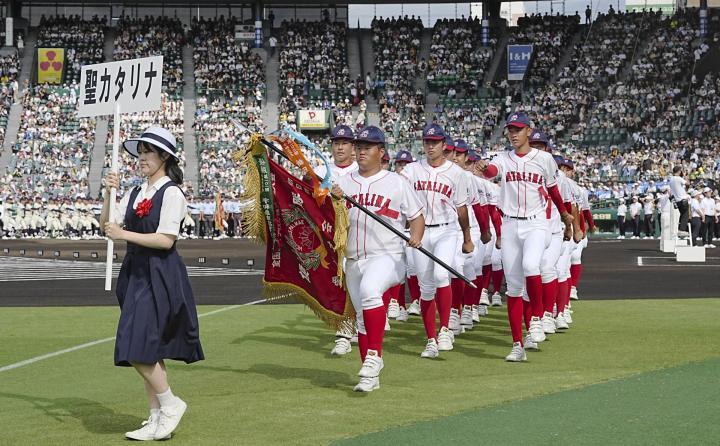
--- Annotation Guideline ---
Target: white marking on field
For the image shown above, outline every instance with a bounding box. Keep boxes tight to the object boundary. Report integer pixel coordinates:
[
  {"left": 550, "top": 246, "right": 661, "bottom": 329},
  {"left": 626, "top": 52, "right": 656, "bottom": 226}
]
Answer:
[
  {"left": 637, "top": 256, "right": 643, "bottom": 266},
  {"left": 0, "top": 301, "right": 260, "bottom": 373}
]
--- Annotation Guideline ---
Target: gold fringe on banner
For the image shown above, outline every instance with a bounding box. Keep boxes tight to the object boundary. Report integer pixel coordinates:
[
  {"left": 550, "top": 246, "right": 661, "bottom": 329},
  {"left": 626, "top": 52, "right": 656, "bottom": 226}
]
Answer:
[
  {"left": 331, "top": 197, "right": 349, "bottom": 281},
  {"left": 234, "top": 134, "right": 267, "bottom": 243},
  {"left": 262, "top": 280, "right": 355, "bottom": 330}
]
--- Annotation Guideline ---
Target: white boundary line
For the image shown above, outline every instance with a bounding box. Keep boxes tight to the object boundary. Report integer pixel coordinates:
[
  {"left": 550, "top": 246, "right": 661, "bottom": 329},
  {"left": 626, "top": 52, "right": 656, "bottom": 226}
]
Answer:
[
  {"left": 637, "top": 256, "right": 643, "bottom": 266},
  {"left": 0, "top": 300, "right": 263, "bottom": 373}
]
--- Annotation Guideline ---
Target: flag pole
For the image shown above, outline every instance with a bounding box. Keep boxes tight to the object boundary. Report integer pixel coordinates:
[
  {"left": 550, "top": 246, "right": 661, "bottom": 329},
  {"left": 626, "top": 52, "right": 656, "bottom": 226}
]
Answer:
[
  {"left": 105, "top": 103, "right": 121, "bottom": 291},
  {"left": 232, "top": 121, "right": 476, "bottom": 289}
]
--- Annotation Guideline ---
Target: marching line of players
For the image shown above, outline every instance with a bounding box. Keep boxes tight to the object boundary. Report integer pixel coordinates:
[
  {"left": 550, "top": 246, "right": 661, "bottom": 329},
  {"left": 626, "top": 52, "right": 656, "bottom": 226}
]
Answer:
[{"left": 320, "top": 113, "right": 595, "bottom": 392}]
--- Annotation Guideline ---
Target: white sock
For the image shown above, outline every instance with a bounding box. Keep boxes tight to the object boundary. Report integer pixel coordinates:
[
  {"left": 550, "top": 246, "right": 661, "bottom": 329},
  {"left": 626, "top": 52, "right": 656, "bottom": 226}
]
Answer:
[
  {"left": 156, "top": 388, "right": 176, "bottom": 407},
  {"left": 150, "top": 408, "right": 161, "bottom": 419}
]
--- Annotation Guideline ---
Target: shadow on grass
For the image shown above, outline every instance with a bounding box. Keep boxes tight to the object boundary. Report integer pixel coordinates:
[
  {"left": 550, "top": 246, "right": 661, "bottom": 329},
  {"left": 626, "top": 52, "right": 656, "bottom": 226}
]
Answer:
[
  {"left": 183, "top": 363, "right": 358, "bottom": 394},
  {"left": 0, "top": 392, "right": 143, "bottom": 434}
]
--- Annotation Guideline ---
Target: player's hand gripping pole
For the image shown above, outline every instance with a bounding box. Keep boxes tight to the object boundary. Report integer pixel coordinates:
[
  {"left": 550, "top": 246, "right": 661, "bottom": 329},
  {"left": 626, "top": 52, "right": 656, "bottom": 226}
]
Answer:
[
  {"left": 105, "top": 103, "right": 121, "bottom": 291},
  {"left": 231, "top": 120, "right": 476, "bottom": 289}
]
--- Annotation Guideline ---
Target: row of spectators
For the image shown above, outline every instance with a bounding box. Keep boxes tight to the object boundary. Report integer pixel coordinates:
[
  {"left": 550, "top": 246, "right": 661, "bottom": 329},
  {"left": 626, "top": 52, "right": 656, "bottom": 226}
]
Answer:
[
  {"left": 371, "top": 16, "right": 425, "bottom": 149},
  {"left": 37, "top": 14, "right": 105, "bottom": 84}
]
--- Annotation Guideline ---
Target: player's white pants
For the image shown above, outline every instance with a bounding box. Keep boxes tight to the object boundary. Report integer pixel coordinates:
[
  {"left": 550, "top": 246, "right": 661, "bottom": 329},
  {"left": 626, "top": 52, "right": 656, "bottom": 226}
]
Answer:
[
  {"left": 346, "top": 253, "right": 405, "bottom": 334},
  {"left": 571, "top": 237, "right": 588, "bottom": 265},
  {"left": 414, "top": 225, "right": 458, "bottom": 300},
  {"left": 540, "top": 231, "right": 564, "bottom": 284},
  {"left": 457, "top": 229, "right": 483, "bottom": 281},
  {"left": 556, "top": 240, "right": 576, "bottom": 282},
  {"left": 501, "top": 216, "right": 550, "bottom": 298},
  {"left": 405, "top": 244, "right": 416, "bottom": 278}
]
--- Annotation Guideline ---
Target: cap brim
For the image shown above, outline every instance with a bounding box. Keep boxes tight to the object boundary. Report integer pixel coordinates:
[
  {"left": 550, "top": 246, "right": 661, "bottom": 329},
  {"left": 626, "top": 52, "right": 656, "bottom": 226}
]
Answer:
[
  {"left": 506, "top": 123, "right": 528, "bottom": 128},
  {"left": 331, "top": 136, "right": 354, "bottom": 141},
  {"left": 354, "top": 138, "right": 384, "bottom": 144},
  {"left": 123, "top": 137, "right": 179, "bottom": 159},
  {"left": 423, "top": 136, "right": 446, "bottom": 140}
]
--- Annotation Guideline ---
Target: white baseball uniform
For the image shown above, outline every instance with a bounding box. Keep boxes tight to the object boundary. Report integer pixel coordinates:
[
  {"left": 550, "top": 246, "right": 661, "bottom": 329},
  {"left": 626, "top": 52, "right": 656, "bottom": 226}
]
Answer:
[
  {"left": 540, "top": 170, "right": 574, "bottom": 284},
  {"left": 337, "top": 170, "right": 424, "bottom": 333},
  {"left": 482, "top": 180, "right": 503, "bottom": 271},
  {"left": 455, "top": 169, "right": 483, "bottom": 281},
  {"left": 400, "top": 159, "right": 469, "bottom": 299},
  {"left": 488, "top": 148, "right": 557, "bottom": 298},
  {"left": 571, "top": 186, "right": 591, "bottom": 265}
]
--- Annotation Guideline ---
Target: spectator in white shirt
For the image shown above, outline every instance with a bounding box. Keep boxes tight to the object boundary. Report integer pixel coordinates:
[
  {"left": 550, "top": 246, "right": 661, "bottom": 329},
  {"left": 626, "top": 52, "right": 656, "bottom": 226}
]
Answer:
[
  {"left": 617, "top": 199, "right": 627, "bottom": 239},
  {"left": 629, "top": 196, "right": 643, "bottom": 239}
]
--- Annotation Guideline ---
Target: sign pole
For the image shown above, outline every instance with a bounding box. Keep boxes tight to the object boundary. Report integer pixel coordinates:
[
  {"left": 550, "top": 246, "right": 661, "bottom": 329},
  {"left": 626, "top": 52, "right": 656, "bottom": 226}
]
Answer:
[{"left": 105, "top": 103, "right": 121, "bottom": 291}]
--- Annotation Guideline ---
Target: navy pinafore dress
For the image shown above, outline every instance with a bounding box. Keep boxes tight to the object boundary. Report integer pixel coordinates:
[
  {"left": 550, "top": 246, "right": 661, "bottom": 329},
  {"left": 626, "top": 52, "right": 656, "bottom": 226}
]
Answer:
[{"left": 114, "top": 181, "right": 204, "bottom": 366}]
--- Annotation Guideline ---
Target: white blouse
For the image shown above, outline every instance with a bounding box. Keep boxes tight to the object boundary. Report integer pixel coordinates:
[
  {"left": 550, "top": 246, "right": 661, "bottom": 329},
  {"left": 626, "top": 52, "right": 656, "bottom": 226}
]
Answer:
[{"left": 114, "top": 176, "right": 187, "bottom": 236}]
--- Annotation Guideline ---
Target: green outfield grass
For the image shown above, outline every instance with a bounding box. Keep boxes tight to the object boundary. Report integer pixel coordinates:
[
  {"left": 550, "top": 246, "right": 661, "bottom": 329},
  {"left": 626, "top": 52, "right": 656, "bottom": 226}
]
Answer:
[{"left": 1, "top": 299, "right": 719, "bottom": 445}]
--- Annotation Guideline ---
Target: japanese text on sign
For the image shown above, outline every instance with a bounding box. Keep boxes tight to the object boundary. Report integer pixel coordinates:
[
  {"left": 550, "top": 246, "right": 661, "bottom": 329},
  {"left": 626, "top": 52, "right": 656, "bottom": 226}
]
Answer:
[{"left": 78, "top": 56, "right": 163, "bottom": 117}]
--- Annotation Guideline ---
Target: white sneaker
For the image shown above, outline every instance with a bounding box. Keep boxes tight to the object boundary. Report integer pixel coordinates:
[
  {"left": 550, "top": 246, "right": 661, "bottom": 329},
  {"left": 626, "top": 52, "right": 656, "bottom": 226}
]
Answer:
[
  {"left": 471, "top": 305, "right": 480, "bottom": 322},
  {"left": 529, "top": 316, "right": 546, "bottom": 343},
  {"left": 420, "top": 338, "right": 439, "bottom": 358},
  {"left": 479, "top": 289, "right": 491, "bottom": 306},
  {"left": 708, "top": 244, "right": 717, "bottom": 248},
  {"left": 387, "top": 298, "right": 400, "bottom": 318},
  {"left": 505, "top": 342, "right": 527, "bottom": 362},
  {"left": 358, "top": 349, "right": 384, "bottom": 378},
  {"left": 350, "top": 335, "right": 358, "bottom": 344},
  {"left": 541, "top": 312, "right": 556, "bottom": 334},
  {"left": 555, "top": 313, "right": 569, "bottom": 329},
  {"left": 523, "top": 334, "right": 539, "bottom": 351},
  {"left": 437, "top": 327, "right": 454, "bottom": 351},
  {"left": 460, "top": 305, "right": 474, "bottom": 329},
  {"left": 616, "top": 235, "right": 623, "bottom": 239},
  {"left": 449, "top": 309, "right": 462, "bottom": 335},
  {"left": 353, "top": 376, "right": 380, "bottom": 392},
  {"left": 154, "top": 398, "right": 187, "bottom": 439},
  {"left": 478, "top": 304, "right": 488, "bottom": 316},
  {"left": 407, "top": 299, "right": 421, "bottom": 315},
  {"left": 331, "top": 337, "right": 352, "bottom": 355},
  {"left": 564, "top": 309, "right": 573, "bottom": 324},
  {"left": 491, "top": 292, "right": 503, "bottom": 307},
  {"left": 396, "top": 307, "right": 409, "bottom": 322},
  {"left": 385, "top": 317, "right": 391, "bottom": 332},
  {"left": 570, "top": 286, "right": 579, "bottom": 300},
  {"left": 125, "top": 414, "right": 169, "bottom": 441}
]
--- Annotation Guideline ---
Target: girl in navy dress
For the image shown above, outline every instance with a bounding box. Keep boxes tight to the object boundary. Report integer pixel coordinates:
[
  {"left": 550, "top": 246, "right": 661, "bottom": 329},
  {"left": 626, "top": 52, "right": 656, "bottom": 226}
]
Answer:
[{"left": 100, "top": 126, "right": 204, "bottom": 441}]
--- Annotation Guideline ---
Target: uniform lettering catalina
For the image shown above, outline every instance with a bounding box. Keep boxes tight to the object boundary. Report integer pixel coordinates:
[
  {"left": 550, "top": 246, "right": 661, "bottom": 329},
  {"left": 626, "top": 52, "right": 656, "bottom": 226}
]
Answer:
[
  {"left": 505, "top": 171, "right": 544, "bottom": 184},
  {"left": 414, "top": 180, "right": 452, "bottom": 198}
]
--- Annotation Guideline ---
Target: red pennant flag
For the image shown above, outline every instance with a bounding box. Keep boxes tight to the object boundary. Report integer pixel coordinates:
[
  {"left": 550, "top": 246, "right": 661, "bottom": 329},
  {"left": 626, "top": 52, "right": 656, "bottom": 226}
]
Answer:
[{"left": 238, "top": 136, "right": 352, "bottom": 328}]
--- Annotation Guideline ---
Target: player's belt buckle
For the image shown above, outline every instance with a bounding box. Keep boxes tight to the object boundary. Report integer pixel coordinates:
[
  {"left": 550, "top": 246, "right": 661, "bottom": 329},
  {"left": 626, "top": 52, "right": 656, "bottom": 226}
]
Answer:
[
  {"left": 426, "top": 223, "right": 450, "bottom": 228},
  {"left": 505, "top": 215, "right": 536, "bottom": 221}
]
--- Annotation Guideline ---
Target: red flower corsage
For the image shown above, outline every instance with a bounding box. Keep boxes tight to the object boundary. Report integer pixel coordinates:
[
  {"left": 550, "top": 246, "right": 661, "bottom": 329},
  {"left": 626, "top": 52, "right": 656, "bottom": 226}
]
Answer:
[{"left": 135, "top": 199, "right": 153, "bottom": 218}]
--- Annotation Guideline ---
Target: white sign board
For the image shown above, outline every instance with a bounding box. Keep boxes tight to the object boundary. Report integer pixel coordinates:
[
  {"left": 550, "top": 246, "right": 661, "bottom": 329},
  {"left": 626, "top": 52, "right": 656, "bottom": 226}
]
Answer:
[
  {"left": 78, "top": 55, "right": 163, "bottom": 118},
  {"left": 298, "top": 109, "right": 329, "bottom": 130}
]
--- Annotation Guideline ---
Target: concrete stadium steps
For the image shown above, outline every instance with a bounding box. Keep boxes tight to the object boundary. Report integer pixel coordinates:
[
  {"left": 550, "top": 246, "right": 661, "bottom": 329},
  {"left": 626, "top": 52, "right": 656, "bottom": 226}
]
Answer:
[
  {"left": 347, "top": 28, "right": 363, "bottom": 82},
  {"left": 87, "top": 27, "right": 118, "bottom": 197},
  {"left": 551, "top": 27, "right": 585, "bottom": 83},
  {"left": 484, "top": 32, "right": 509, "bottom": 85},
  {"left": 0, "top": 29, "right": 37, "bottom": 172},
  {"left": 263, "top": 43, "right": 280, "bottom": 133},
  {"left": 358, "top": 28, "right": 379, "bottom": 119},
  {"left": 182, "top": 44, "right": 198, "bottom": 188},
  {"left": 415, "top": 29, "right": 432, "bottom": 93}
]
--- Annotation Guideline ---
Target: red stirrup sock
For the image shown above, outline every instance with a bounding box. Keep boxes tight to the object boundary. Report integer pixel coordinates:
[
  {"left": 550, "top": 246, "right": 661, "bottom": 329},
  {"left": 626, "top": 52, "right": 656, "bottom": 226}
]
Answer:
[
  {"left": 451, "top": 278, "right": 465, "bottom": 312},
  {"left": 363, "top": 306, "right": 386, "bottom": 357},
  {"left": 507, "top": 296, "right": 524, "bottom": 345},
  {"left": 492, "top": 269, "right": 504, "bottom": 293},
  {"left": 420, "top": 299, "right": 437, "bottom": 340},
  {"left": 358, "top": 332, "right": 368, "bottom": 363},
  {"left": 407, "top": 276, "right": 421, "bottom": 302},
  {"left": 542, "top": 279, "right": 559, "bottom": 315},
  {"left": 525, "top": 275, "right": 544, "bottom": 318},
  {"left": 436, "top": 286, "right": 453, "bottom": 329}
]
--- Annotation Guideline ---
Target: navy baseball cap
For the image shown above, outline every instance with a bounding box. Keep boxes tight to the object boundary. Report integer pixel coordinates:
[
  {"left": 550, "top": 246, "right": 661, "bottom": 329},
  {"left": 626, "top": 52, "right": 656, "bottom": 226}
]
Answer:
[
  {"left": 529, "top": 130, "right": 548, "bottom": 144},
  {"left": 505, "top": 112, "right": 532, "bottom": 128},
  {"left": 422, "top": 124, "right": 447, "bottom": 140},
  {"left": 561, "top": 158, "right": 574, "bottom": 169},
  {"left": 331, "top": 125, "right": 354, "bottom": 140},
  {"left": 355, "top": 126, "right": 385, "bottom": 144},
  {"left": 382, "top": 151, "right": 390, "bottom": 161},
  {"left": 395, "top": 150, "right": 413, "bottom": 163},
  {"left": 445, "top": 136, "right": 455, "bottom": 151},
  {"left": 454, "top": 139, "right": 469, "bottom": 153},
  {"left": 468, "top": 150, "right": 480, "bottom": 162},
  {"left": 553, "top": 155, "right": 564, "bottom": 165}
]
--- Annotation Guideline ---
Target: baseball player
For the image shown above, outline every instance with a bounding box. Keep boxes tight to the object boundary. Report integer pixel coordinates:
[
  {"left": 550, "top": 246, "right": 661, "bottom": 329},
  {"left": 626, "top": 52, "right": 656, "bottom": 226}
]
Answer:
[
  {"left": 332, "top": 126, "right": 425, "bottom": 392},
  {"left": 701, "top": 187, "right": 716, "bottom": 248},
  {"left": 451, "top": 141, "right": 492, "bottom": 332},
  {"left": 399, "top": 123, "right": 474, "bottom": 358},
  {"left": 629, "top": 196, "right": 642, "bottom": 239},
  {"left": 386, "top": 150, "right": 416, "bottom": 323},
  {"left": 617, "top": 199, "right": 627, "bottom": 239},
  {"left": 528, "top": 132, "right": 574, "bottom": 337},
  {"left": 556, "top": 158, "right": 584, "bottom": 321},
  {"left": 316, "top": 124, "right": 360, "bottom": 356},
  {"left": 477, "top": 174, "right": 504, "bottom": 311},
  {"left": 643, "top": 195, "right": 655, "bottom": 239},
  {"left": 569, "top": 180, "right": 595, "bottom": 301},
  {"left": 477, "top": 112, "right": 572, "bottom": 362}
]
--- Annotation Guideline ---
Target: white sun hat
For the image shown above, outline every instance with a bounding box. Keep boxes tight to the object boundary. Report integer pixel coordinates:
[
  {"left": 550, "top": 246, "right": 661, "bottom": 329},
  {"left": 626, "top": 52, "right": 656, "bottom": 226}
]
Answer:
[{"left": 123, "top": 126, "right": 179, "bottom": 159}]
